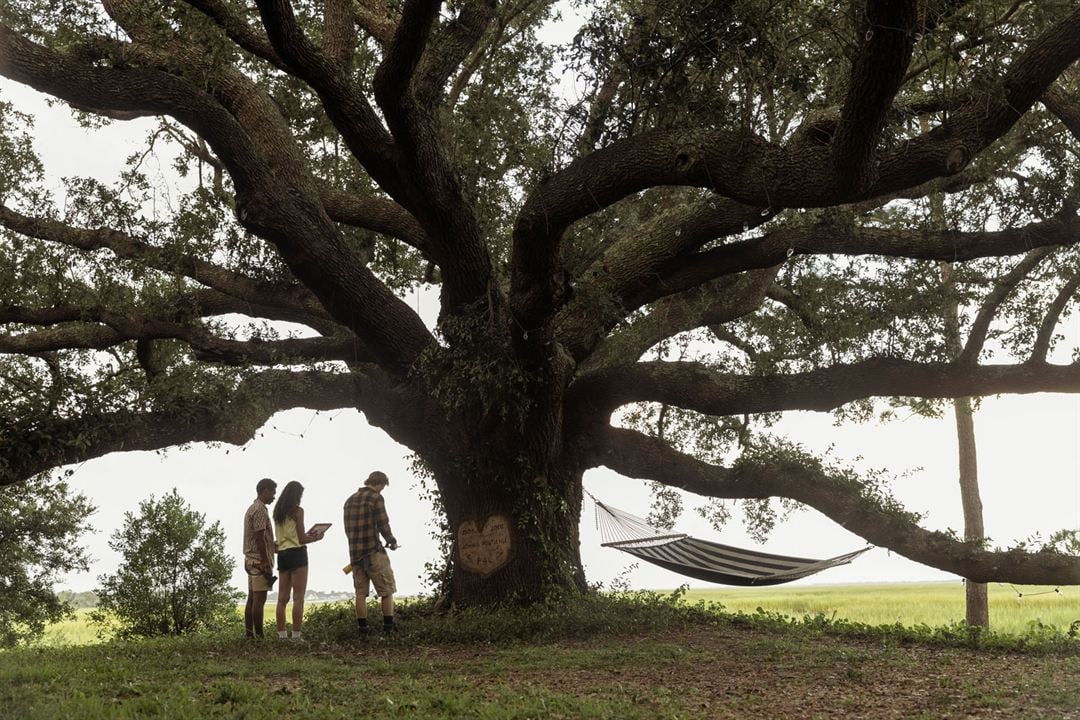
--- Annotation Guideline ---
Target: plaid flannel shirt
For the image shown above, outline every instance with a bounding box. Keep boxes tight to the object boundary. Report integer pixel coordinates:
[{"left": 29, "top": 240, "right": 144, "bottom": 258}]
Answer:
[{"left": 344, "top": 487, "right": 396, "bottom": 565}]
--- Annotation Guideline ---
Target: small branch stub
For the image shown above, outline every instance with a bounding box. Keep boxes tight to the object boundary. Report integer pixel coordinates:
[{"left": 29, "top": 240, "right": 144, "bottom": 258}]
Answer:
[{"left": 457, "top": 514, "right": 514, "bottom": 577}]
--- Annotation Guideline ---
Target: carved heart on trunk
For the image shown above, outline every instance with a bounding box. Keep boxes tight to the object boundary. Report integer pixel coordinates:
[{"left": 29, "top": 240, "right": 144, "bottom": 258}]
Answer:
[{"left": 458, "top": 514, "right": 513, "bottom": 577}]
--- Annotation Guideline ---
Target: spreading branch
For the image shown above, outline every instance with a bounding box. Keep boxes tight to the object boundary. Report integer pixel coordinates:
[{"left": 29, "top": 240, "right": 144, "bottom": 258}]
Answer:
[
  {"left": 582, "top": 425, "right": 1080, "bottom": 585},
  {"left": 571, "top": 358, "right": 1080, "bottom": 419},
  {"left": 959, "top": 249, "right": 1052, "bottom": 364}
]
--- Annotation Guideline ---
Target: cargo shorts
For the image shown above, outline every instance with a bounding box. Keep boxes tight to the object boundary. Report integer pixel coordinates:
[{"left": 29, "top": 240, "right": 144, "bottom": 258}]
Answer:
[
  {"left": 244, "top": 557, "right": 274, "bottom": 592},
  {"left": 352, "top": 550, "right": 396, "bottom": 598}
]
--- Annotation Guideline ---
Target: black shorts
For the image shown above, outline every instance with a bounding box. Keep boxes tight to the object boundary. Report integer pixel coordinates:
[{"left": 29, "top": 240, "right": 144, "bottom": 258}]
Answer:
[{"left": 277, "top": 546, "right": 308, "bottom": 572}]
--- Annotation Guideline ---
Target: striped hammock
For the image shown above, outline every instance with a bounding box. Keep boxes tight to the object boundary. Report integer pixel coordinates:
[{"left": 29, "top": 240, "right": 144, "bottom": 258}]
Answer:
[{"left": 593, "top": 497, "right": 870, "bottom": 587}]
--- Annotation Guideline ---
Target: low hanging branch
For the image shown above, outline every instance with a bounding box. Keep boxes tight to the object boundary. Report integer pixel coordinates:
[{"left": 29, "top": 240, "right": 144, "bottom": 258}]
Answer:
[{"left": 584, "top": 425, "right": 1080, "bottom": 585}]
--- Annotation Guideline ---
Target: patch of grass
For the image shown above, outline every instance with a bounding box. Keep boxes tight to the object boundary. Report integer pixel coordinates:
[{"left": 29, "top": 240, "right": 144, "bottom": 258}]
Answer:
[
  {"left": 38, "top": 608, "right": 110, "bottom": 646},
  {"left": 3, "top": 594, "right": 1079, "bottom": 720},
  {"left": 681, "top": 582, "right": 1080, "bottom": 636}
]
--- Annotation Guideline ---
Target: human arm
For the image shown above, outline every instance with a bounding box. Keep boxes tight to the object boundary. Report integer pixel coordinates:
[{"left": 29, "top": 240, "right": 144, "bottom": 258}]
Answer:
[
  {"left": 375, "top": 495, "right": 398, "bottom": 550},
  {"left": 258, "top": 527, "right": 274, "bottom": 577},
  {"left": 298, "top": 507, "right": 324, "bottom": 543}
]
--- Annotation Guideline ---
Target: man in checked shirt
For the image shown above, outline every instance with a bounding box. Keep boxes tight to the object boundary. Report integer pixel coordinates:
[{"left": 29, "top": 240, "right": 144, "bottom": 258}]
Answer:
[{"left": 344, "top": 470, "right": 399, "bottom": 636}]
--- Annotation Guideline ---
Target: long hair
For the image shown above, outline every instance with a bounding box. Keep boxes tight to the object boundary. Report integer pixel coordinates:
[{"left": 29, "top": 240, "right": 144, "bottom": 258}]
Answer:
[{"left": 273, "top": 481, "right": 304, "bottom": 523}]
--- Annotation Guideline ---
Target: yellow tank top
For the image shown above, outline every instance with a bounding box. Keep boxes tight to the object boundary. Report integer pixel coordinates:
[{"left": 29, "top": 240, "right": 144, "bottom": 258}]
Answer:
[{"left": 275, "top": 516, "right": 301, "bottom": 551}]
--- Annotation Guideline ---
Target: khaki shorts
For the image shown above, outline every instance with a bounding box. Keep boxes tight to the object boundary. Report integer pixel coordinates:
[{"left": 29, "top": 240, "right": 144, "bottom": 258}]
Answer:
[
  {"left": 352, "top": 551, "right": 396, "bottom": 598},
  {"left": 245, "top": 557, "right": 273, "bottom": 592}
]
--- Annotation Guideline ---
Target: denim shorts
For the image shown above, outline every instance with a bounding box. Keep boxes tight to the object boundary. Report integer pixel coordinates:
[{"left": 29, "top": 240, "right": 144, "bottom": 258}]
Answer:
[{"left": 277, "top": 546, "right": 308, "bottom": 572}]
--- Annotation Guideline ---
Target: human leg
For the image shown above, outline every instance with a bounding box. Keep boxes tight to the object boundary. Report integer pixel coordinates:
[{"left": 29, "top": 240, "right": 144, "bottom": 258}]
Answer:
[
  {"left": 276, "top": 570, "right": 293, "bottom": 635},
  {"left": 352, "top": 565, "right": 371, "bottom": 636},
  {"left": 244, "top": 590, "right": 256, "bottom": 637},
  {"left": 369, "top": 552, "right": 397, "bottom": 632},
  {"left": 251, "top": 590, "right": 268, "bottom": 637},
  {"left": 291, "top": 564, "right": 308, "bottom": 636}
]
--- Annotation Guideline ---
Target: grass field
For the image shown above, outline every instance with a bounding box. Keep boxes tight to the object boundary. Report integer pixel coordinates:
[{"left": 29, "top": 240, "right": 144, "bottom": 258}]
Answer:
[
  {"left": 680, "top": 581, "right": 1080, "bottom": 636},
  {"left": 38, "top": 582, "right": 1080, "bottom": 647},
  {"left": 6, "top": 592, "right": 1079, "bottom": 719}
]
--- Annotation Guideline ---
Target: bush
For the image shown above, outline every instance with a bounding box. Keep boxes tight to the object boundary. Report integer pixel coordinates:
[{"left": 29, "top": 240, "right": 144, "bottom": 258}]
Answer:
[
  {"left": 0, "top": 474, "right": 94, "bottom": 647},
  {"left": 92, "top": 489, "right": 240, "bottom": 638}
]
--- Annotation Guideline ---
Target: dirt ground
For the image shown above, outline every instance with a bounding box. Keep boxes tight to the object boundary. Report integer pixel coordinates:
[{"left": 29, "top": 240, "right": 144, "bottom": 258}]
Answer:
[{"left": 366, "top": 624, "right": 1080, "bottom": 719}]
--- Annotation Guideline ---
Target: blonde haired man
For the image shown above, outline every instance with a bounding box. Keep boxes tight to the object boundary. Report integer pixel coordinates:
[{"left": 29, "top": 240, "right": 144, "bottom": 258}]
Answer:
[{"left": 343, "top": 471, "right": 399, "bottom": 636}]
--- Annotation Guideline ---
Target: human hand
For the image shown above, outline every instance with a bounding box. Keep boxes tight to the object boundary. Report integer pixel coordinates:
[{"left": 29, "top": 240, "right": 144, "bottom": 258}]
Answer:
[{"left": 388, "top": 541, "right": 399, "bottom": 551}]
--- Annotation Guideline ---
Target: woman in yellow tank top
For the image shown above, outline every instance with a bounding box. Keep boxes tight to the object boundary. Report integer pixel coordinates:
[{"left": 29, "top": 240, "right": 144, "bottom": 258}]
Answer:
[{"left": 272, "top": 481, "right": 325, "bottom": 639}]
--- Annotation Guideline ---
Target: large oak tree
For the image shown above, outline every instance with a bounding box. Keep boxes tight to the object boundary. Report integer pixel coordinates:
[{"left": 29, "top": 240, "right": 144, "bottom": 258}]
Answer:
[{"left": 1, "top": 0, "right": 1078, "bottom": 604}]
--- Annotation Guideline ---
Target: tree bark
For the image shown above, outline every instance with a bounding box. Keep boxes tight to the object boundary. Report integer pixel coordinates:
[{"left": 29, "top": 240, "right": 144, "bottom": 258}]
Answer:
[
  {"left": 436, "top": 462, "right": 587, "bottom": 605},
  {"left": 928, "top": 114, "right": 989, "bottom": 625}
]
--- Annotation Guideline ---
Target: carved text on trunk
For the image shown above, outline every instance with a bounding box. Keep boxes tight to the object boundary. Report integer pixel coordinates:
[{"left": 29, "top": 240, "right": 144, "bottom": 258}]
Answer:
[{"left": 458, "top": 514, "right": 513, "bottom": 577}]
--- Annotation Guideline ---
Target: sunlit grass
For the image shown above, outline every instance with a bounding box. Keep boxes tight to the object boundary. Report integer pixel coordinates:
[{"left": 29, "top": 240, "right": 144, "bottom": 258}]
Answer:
[
  {"left": 679, "top": 581, "right": 1080, "bottom": 635},
  {"left": 39, "top": 609, "right": 108, "bottom": 647}
]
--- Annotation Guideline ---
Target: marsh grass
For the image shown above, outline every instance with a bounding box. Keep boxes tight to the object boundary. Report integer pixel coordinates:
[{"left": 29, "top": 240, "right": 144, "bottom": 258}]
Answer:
[{"left": 680, "top": 581, "right": 1079, "bottom": 636}]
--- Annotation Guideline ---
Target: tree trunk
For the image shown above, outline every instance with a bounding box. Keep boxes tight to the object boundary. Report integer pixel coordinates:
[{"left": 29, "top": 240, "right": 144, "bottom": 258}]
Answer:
[
  {"left": 436, "top": 462, "right": 588, "bottom": 605},
  {"left": 952, "top": 393, "right": 989, "bottom": 627},
  {"left": 919, "top": 115, "right": 991, "bottom": 628}
]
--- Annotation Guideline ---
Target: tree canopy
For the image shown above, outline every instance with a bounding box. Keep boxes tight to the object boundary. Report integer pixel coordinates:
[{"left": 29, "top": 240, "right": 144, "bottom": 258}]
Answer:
[
  {"left": 0, "top": 474, "right": 93, "bottom": 646},
  {"left": 1, "top": 0, "right": 1078, "bottom": 602}
]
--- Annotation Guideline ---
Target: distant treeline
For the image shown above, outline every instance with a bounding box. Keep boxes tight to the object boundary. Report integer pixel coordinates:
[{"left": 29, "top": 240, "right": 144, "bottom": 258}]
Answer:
[
  {"left": 56, "top": 589, "right": 353, "bottom": 608},
  {"left": 58, "top": 590, "right": 99, "bottom": 609}
]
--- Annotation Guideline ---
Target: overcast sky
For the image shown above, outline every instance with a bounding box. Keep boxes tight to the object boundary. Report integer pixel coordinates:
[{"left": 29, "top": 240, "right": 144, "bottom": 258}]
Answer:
[{"left": 2, "top": 9, "right": 1078, "bottom": 599}]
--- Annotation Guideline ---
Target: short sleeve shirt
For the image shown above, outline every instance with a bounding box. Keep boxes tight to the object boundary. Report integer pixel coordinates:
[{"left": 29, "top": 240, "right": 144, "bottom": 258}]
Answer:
[{"left": 243, "top": 500, "right": 273, "bottom": 561}]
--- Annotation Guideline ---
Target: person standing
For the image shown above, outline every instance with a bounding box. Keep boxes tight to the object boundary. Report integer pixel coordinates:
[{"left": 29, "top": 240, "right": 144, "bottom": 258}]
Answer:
[
  {"left": 343, "top": 471, "right": 399, "bottom": 637},
  {"left": 243, "top": 477, "right": 277, "bottom": 638},
  {"left": 272, "top": 481, "right": 326, "bottom": 640}
]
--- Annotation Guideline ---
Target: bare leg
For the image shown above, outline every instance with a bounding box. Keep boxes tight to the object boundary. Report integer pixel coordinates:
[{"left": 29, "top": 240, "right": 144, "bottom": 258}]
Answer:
[
  {"left": 381, "top": 595, "right": 394, "bottom": 618},
  {"left": 355, "top": 595, "right": 368, "bottom": 620},
  {"left": 251, "top": 591, "right": 268, "bottom": 637},
  {"left": 244, "top": 591, "right": 256, "bottom": 637},
  {"left": 276, "top": 570, "right": 293, "bottom": 633},
  {"left": 291, "top": 565, "right": 308, "bottom": 634}
]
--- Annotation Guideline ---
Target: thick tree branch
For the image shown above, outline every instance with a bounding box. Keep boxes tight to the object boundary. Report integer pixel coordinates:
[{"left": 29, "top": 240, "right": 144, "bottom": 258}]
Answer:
[
  {"left": 1, "top": 25, "right": 435, "bottom": 374},
  {"left": 1042, "top": 84, "right": 1080, "bottom": 140},
  {"left": 513, "top": 6, "right": 1080, "bottom": 335},
  {"left": 831, "top": 1, "right": 917, "bottom": 193},
  {"left": 553, "top": 198, "right": 773, "bottom": 360},
  {"left": 648, "top": 213, "right": 1080, "bottom": 302},
  {"left": 0, "top": 370, "right": 357, "bottom": 486},
  {"left": 180, "top": 0, "right": 289, "bottom": 70},
  {"left": 319, "top": 188, "right": 432, "bottom": 257},
  {"left": 323, "top": 0, "right": 357, "bottom": 66},
  {"left": 583, "top": 268, "right": 778, "bottom": 372},
  {"left": 581, "top": 425, "right": 1079, "bottom": 585},
  {"left": 352, "top": 0, "right": 397, "bottom": 45},
  {"left": 0, "top": 305, "right": 368, "bottom": 364},
  {"left": 572, "top": 358, "right": 1080, "bottom": 419},
  {"left": 415, "top": 0, "right": 496, "bottom": 103},
  {"left": 0, "top": 205, "right": 332, "bottom": 326},
  {"left": 251, "top": 0, "right": 403, "bottom": 197}
]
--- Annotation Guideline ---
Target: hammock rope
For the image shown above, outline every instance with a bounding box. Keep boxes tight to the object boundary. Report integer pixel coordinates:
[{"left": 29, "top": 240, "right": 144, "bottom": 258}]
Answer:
[{"left": 588, "top": 491, "right": 871, "bottom": 587}]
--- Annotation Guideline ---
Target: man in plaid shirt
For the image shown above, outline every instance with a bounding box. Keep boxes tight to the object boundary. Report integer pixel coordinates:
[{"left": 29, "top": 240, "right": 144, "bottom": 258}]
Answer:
[{"left": 344, "top": 470, "right": 399, "bottom": 636}]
